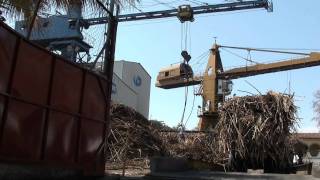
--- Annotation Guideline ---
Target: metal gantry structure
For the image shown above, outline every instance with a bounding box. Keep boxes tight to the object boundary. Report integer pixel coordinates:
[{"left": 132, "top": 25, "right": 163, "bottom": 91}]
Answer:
[
  {"left": 94, "top": 0, "right": 273, "bottom": 73},
  {"left": 10, "top": 0, "right": 273, "bottom": 64},
  {"left": 8, "top": 0, "right": 274, "bottom": 129},
  {"left": 86, "top": 0, "right": 272, "bottom": 25},
  {"left": 155, "top": 44, "right": 320, "bottom": 130}
]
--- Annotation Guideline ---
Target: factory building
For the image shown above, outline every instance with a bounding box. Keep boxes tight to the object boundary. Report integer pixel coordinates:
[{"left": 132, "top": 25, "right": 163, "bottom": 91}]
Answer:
[
  {"left": 111, "top": 60, "right": 151, "bottom": 119},
  {"left": 297, "top": 133, "right": 320, "bottom": 165}
]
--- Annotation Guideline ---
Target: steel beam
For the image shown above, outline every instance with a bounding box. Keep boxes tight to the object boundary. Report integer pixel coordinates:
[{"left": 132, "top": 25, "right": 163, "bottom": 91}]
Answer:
[
  {"left": 219, "top": 53, "right": 320, "bottom": 80},
  {"left": 86, "top": 0, "right": 271, "bottom": 25}
]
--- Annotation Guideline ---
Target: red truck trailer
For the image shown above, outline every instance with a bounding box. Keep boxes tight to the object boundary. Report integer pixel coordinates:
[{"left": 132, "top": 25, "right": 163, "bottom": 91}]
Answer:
[{"left": 0, "top": 20, "right": 110, "bottom": 175}]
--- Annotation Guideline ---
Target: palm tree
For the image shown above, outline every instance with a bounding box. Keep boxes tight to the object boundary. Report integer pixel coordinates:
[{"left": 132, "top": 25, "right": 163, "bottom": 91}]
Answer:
[
  {"left": 0, "top": 0, "right": 139, "bottom": 18},
  {"left": 0, "top": 0, "right": 139, "bottom": 38}
]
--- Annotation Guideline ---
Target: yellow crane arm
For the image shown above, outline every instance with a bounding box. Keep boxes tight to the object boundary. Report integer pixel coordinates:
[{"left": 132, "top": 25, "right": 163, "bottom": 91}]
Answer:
[
  {"left": 218, "top": 52, "right": 320, "bottom": 79},
  {"left": 155, "top": 76, "right": 202, "bottom": 89}
]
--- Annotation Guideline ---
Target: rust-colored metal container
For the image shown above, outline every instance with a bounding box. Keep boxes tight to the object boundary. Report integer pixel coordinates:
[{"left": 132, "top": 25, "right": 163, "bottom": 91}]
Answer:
[{"left": 0, "top": 21, "right": 110, "bottom": 175}]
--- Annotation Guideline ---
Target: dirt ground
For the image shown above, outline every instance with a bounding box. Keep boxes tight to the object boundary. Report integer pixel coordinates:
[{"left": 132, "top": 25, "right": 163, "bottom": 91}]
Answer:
[
  {"left": 106, "top": 168, "right": 150, "bottom": 177},
  {"left": 105, "top": 161, "right": 150, "bottom": 177}
]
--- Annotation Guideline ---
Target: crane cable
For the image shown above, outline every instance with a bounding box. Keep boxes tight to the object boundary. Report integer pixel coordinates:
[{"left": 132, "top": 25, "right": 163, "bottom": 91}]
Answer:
[
  {"left": 218, "top": 45, "right": 310, "bottom": 56},
  {"left": 220, "top": 47, "right": 260, "bottom": 64},
  {"left": 124, "top": 0, "right": 144, "bottom": 13},
  {"left": 151, "top": 0, "right": 176, "bottom": 9},
  {"left": 178, "top": 21, "right": 191, "bottom": 132},
  {"left": 184, "top": 86, "right": 196, "bottom": 127}
]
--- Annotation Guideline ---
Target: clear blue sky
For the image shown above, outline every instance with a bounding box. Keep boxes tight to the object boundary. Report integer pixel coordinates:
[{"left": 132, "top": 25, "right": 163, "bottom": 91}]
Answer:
[
  {"left": 115, "top": 0, "right": 320, "bottom": 132},
  {"left": 4, "top": 0, "right": 318, "bottom": 132}
]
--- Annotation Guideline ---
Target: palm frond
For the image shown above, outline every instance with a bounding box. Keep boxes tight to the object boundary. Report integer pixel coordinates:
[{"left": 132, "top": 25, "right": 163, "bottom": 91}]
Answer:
[{"left": 0, "top": 0, "right": 140, "bottom": 20}]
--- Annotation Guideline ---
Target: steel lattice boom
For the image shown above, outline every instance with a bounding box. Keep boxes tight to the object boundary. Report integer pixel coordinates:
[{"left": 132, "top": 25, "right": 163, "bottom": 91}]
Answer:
[{"left": 86, "top": 0, "right": 273, "bottom": 25}]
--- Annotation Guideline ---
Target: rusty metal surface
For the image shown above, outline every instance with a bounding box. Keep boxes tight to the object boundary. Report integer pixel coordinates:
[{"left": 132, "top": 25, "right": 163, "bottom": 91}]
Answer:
[
  {"left": 0, "top": 25, "right": 16, "bottom": 93},
  {"left": 0, "top": 21, "right": 110, "bottom": 175}
]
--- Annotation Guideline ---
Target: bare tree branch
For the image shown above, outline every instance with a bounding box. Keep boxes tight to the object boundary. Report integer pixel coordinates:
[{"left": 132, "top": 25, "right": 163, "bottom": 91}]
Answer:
[{"left": 313, "top": 90, "right": 320, "bottom": 127}]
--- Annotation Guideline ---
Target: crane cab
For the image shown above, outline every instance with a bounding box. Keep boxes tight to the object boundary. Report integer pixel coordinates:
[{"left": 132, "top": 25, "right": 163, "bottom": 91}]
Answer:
[
  {"left": 156, "top": 63, "right": 194, "bottom": 89},
  {"left": 177, "top": 5, "right": 194, "bottom": 23}
]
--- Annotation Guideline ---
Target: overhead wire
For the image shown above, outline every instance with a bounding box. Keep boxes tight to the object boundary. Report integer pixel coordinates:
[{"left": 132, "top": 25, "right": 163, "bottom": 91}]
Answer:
[
  {"left": 179, "top": 84, "right": 189, "bottom": 130},
  {"left": 191, "top": 50, "right": 210, "bottom": 65},
  {"left": 184, "top": 86, "right": 196, "bottom": 127},
  {"left": 219, "top": 45, "right": 310, "bottom": 56},
  {"left": 220, "top": 47, "right": 260, "bottom": 64},
  {"left": 192, "top": 51, "right": 210, "bottom": 74},
  {"left": 136, "top": 0, "right": 182, "bottom": 8},
  {"left": 151, "top": 0, "right": 176, "bottom": 9},
  {"left": 124, "top": 0, "right": 144, "bottom": 13},
  {"left": 184, "top": 0, "right": 209, "bottom": 6},
  {"left": 244, "top": 47, "right": 320, "bottom": 51}
]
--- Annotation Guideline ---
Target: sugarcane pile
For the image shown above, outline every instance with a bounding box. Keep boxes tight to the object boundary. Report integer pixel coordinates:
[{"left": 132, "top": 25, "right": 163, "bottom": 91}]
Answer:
[
  {"left": 107, "top": 91, "right": 298, "bottom": 173},
  {"left": 159, "top": 91, "right": 298, "bottom": 172},
  {"left": 216, "top": 91, "right": 297, "bottom": 172},
  {"left": 107, "top": 104, "right": 166, "bottom": 164},
  {"left": 160, "top": 132, "right": 226, "bottom": 164}
]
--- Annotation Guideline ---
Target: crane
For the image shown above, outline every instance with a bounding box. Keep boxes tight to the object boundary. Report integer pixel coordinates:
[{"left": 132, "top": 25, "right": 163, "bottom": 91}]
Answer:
[
  {"left": 156, "top": 44, "right": 320, "bottom": 130},
  {"left": 12, "top": 0, "right": 272, "bottom": 63},
  {"left": 86, "top": 0, "right": 273, "bottom": 25}
]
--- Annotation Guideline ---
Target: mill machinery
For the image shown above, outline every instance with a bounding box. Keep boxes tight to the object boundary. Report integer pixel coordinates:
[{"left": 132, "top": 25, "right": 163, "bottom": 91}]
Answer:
[
  {"left": 156, "top": 44, "right": 320, "bottom": 130},
  {"left": 13, "top": 0, "right": 273, "bottom": 62}
]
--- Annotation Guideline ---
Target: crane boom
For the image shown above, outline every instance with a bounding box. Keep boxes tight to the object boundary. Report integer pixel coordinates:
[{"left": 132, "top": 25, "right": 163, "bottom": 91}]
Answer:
[
  {"left": 155, "top": 45, "right": 320, "bottom": 130},
  {"left": 86, "top": 0, "right": 272, "bottom": 25},
  {"left": 219, "top": 52, "right": 320, "bottom": 79}
]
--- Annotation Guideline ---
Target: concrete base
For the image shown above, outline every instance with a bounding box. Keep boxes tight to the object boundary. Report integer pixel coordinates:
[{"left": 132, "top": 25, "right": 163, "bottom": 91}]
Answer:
[
  {"left": 312, "top": 165, "right": 320, "bottom": 178},
  {"left": 146, "top": 171, "right": 318, "bottom": 180},
  {"left": 0, "top": 163, "right": 85, "bottom": 180},
  {"left": 150, "top": 157, "right": 192, "bottom": 173}
]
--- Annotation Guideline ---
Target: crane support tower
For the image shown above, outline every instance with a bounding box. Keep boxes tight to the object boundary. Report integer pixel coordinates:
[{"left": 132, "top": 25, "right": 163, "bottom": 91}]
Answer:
[{"left": 156, "top": 45, "right": 320, "bottom": 130}]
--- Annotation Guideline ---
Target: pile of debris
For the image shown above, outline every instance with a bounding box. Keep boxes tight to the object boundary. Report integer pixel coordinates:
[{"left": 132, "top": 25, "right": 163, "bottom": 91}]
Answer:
[
  {"left": 107, "top": 104, "right": 166, "bottom": 165},
  {"left": 160, "top": 91, "right": 298, "bottom": 172},
  {"left": 216, "top": 91, "right": 297, "bottom": 172},
  {"left": 160, "top": 132, "right": 224, "bottom": 164},
  {"left": 107, "top": 91, "right": 298, "bottom": 173}
]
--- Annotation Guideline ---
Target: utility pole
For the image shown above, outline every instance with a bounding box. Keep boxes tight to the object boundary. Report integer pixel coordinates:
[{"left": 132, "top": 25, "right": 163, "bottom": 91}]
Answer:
[
  {"left": 27, "top": 0, "right": 42, "bottom": 40},
  {"left": 103, "top": 0, "right": 118, "bottom": 75},
  {"left": 103, "top": 0, "right": 119, "bottom": 124}
]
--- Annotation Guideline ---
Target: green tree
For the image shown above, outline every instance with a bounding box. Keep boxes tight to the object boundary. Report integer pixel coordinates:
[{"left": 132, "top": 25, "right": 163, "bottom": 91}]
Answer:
[{"left": 0, "top": 0, "right": 139, "bottom": 18}]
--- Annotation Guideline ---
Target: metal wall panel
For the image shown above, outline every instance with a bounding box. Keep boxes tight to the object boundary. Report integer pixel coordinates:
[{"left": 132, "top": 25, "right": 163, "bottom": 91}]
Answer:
[
  {"left": 79, "top": 119, "right": 104, "bottom": 171},
  {"left": 79, "top": 74, "right": 107, "bottom": 172},
  {"left": 11, "top": 41, "right": 52, "bottom": 105},
  {"left": 45, "top": 112, "right": 77, "bottom": 164},
  {"left": 50, "top": 60, "right": 83, "bottom": 113},
  {"left": 0, "top": 21, "right": 110, "bottom": 175},
  {"left": 111, "top": 74, "right": 138, "bottom": 110},
  {"left": 0, "top": 26, "right": 16, "bottom": 93},
  {"left": 82, "top": 74, "right": 106, "bottom": 120},
  {"left": 0, "top": 96, "right": 5, "bottom": 136},
  {"left": 115, "top": 61, "right": 151, "bottom": 118},
  {"left": 1, "top": 100, "right": 45, "bottom": 160}
]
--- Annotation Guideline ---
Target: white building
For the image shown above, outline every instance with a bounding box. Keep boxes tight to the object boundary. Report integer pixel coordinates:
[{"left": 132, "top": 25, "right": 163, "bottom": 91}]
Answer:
[
  {"left": 111, "top": 60, "right": 151, "bottom": 119},
  {"left": 297, "top": 133, "right": 320, "bottom": 166}
]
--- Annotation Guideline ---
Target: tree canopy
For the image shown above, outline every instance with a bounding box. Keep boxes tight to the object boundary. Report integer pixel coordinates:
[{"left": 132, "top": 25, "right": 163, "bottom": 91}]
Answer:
[{"left": 0, "top": 0, "right": 139, "bottom": 19}]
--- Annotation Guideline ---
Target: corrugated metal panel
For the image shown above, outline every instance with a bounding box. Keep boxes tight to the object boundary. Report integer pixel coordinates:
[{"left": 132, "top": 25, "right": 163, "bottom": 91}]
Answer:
[
  {"left": 113, "top": 62, "right": 124, "bottom": 79},
  {"left": 118, "top": 61, "right": 151, "bottom": 118},
  {"left": 111, "top": 74, "right": 137, "bottom": 110},
  {"left": 0, "top": 21, "right": 110, "bottom": 175}
]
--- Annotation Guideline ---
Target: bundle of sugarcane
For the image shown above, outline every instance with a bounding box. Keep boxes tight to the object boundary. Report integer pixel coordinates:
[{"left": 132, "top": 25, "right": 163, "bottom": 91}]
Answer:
[
  {"left": 107, "top": 104, "right": 166, "bottom": 164},
  {"left": 160, "top": 132, "right": 227, "bottom": 165},
  {"left": 216, "top": 91, "right": 297, "bottom": 172}
]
